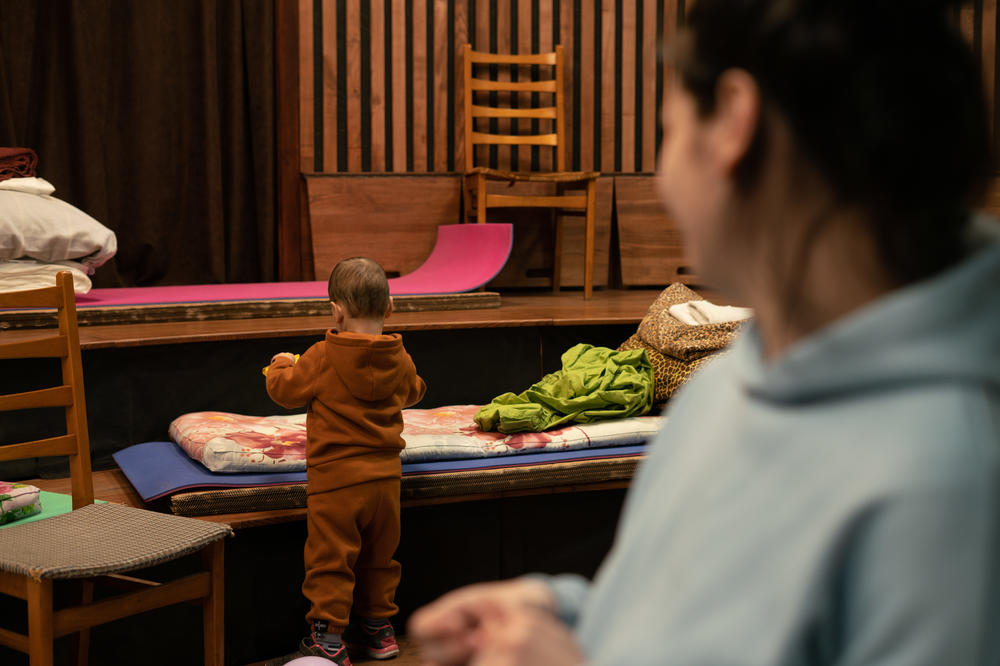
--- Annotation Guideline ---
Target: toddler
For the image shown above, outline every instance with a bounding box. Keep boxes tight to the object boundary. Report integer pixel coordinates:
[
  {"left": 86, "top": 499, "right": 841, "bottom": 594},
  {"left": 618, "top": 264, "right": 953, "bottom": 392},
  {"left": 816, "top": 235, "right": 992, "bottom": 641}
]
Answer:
[{"left": 264, "top": 257, "right": 426, "bottom": 665}]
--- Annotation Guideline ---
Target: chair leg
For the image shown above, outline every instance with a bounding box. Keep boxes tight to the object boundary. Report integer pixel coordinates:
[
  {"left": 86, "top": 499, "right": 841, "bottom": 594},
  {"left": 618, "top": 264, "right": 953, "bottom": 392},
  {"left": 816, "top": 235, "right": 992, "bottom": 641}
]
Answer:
[
  {"left": 202, "top": 540, "right": 226, "bottom": 666},
  {"left": 26, "top": 578, "right": 55, "bottom": 666},
  {"left": 476, "top": 173, "right": 488, "bottom": 223},
  {"left": 584, "top": 179, "right": 596, "bottom": 300},
  {"left": 69, "top": 580, "right": 94, "bottom": 666}
]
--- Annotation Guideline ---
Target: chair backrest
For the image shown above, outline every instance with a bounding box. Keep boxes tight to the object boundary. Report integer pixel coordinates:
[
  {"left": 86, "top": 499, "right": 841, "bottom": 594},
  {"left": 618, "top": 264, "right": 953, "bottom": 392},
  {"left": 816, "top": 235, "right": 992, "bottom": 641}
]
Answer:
[
  {"left": 463, "top": 44, "right": 566, "bottom": 172},
  {"left": 0, "top": 271, "right": 94, "bottom": 508}
]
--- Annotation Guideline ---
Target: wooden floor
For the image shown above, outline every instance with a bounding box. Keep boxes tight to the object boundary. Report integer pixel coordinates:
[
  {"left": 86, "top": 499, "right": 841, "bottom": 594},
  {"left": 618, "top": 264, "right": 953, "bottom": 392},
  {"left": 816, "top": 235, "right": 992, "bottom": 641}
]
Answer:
[{"left": 247, "top": 636, "right": 423, "bottom": 666}]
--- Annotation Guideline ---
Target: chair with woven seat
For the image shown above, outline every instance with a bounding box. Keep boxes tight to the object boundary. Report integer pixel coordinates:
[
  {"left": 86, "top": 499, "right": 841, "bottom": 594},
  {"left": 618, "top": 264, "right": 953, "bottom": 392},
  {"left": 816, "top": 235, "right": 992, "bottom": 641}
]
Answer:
[
  {"left": 0, "top": 271, "right": 232, "bottom": 666},
  {"left": 463, "top": 44, "right": 600, "bottom": 299}
]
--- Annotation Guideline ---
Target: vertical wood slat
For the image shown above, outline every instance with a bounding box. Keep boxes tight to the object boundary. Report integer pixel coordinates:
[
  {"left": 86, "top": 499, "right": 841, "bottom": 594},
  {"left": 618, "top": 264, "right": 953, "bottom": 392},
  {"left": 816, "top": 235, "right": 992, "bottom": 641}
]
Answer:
[
  {"left": 298, "top": 0, "right": 315, "bottom": 173},
  {"left": 558, "top": 0, "right": 573, "bottom": 172},
  {"left": 370, "top": 0, "right": 386, "bottom": 172},
  {"left": 641, "top": 0, "right": 657, "bottom": 172},
  {"left": 434, "top": 0, "right": 450, "bottom": 173},
  {"left": 578, "top": 0, "right": 596, "bottom": 171},
  {"left": 454, "top": 1, "right": 468, "bottom": 171},
  {"left": 322, "top": 0, "right": 337, "bottom": 172},
  {"left": 412, "top": 0, "right": 428, "bottom": 172},
  {"left": 518, "top": 0, "right": 534, "bottom": 172},
  {"left": 620, "top": 0, "right": 636, "bottom": 173},
  {"left": 600, "top": 0, "right": 616, "bottom": 174},
  {"left": 496, "top": 0, "right": 512, "bottom": 170},
  {"left": 346, "top": 0, "right": 362, "bottom": 172},
  {"left": 475, "top": 0, "right": 492, "bottom": 169},
  {"left": 392, "top": 3, "right": 408, "bottom": 172}
]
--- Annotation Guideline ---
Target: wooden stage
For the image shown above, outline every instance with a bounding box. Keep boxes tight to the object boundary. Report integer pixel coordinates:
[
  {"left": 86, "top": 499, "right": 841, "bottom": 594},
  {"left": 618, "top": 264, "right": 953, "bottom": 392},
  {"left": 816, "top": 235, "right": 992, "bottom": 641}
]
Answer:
[{"left": 2, "top": 288, "right": 670, "bottom": 666}]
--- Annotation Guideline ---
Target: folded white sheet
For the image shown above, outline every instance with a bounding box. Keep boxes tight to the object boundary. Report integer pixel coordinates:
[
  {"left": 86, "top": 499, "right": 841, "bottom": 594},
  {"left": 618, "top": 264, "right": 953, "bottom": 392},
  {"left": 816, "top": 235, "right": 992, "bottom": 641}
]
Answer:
[
  {"left": 0, "top": 177, "right": 56, "bottom": 196},
  {"left": 0, "top": 259, "right": 92, "bottom": 294},
  {"left": 668, "top": 300, "right": 753, "bottom": 326}
]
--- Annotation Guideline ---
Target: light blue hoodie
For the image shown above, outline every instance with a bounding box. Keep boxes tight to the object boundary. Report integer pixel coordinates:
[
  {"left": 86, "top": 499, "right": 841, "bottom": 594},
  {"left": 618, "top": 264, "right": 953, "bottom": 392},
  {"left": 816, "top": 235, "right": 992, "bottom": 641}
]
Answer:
[{"left": 545, "top": 218, "right": 1000, "bottom": 665}]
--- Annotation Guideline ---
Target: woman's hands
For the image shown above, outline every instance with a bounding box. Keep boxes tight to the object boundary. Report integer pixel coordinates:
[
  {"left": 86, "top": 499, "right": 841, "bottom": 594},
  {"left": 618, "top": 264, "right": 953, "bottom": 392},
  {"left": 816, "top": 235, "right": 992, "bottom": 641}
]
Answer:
[{"left": 408, "top": 578, "right": 585, "bottom": 666}]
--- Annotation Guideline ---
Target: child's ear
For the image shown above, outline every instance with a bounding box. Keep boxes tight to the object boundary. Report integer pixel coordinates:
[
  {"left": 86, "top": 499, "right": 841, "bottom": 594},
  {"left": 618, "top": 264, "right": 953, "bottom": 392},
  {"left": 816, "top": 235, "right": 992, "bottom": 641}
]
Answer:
[
  {"left": 384, "top": 297, "right": 394, "bottom": 320},
  {"left": 330, "top": 301, "right": 344, "bottom": 326}
]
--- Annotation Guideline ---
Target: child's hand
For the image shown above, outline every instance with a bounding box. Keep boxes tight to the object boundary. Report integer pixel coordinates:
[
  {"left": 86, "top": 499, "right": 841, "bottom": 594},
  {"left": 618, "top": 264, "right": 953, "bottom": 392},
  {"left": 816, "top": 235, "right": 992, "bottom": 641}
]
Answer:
[{"left": 262, "top": 353, "right": 300, "bottom": 376}]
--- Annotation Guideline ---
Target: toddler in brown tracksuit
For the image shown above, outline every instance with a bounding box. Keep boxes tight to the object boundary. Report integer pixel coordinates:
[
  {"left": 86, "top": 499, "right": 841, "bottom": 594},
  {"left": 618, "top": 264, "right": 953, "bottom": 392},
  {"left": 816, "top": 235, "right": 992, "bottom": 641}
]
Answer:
[{"left": 264, "top": 257, "right": 426, "bottom": 666}]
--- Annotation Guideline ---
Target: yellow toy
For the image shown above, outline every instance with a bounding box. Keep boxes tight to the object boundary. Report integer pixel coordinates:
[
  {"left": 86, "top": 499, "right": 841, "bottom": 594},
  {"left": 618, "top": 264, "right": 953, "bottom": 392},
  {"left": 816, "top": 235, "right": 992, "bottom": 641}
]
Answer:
[{"left": 262, "top": 354, "right": 299, "bottom": 376}]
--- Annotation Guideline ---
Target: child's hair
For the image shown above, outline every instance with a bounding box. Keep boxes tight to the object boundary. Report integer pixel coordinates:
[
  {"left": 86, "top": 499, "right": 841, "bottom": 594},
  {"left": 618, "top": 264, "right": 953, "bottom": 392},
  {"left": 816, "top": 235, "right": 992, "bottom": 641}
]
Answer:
[
  {"left": 674, "top": 0, "right": 990, "bottom": 283},
  {"left": 327, "top": 257, "right": 390, "bottom": 318}
]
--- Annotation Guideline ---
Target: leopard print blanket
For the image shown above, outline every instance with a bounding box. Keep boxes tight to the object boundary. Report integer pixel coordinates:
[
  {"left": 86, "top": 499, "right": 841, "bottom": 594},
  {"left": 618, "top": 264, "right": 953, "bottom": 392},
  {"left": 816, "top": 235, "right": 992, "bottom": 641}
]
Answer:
[{"left": 619, "top": 283, "right": 744, "bottom": 405}]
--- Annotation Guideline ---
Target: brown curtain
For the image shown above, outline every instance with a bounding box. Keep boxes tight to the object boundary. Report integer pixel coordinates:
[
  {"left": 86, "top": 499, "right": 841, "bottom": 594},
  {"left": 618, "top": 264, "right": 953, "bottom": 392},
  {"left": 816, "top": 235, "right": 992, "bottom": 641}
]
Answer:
[{"left": 0, "top": 0, "right": 275, "bottom": 287}]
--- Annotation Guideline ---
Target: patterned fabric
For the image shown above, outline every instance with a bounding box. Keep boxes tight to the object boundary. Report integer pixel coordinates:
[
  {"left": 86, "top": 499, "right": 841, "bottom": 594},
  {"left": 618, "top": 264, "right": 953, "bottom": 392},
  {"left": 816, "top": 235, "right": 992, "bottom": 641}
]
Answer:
[
  {"left": 169, "top": 405, "right": 662, "bottom": 473},
  {"left": 169, "top": 412, "right": 308, "bottom": 473},
  {"left": 620, "top": 283, "right": 744, "bottom": 403},
  {"left": 618, "top": 334, "right": 723, "bottom": 405},
  {"left": 0, "top": 481, "right": 41, "bottom": 525},
  {"left": 636, "top": 283, "right": 743, "bottom": 361}
]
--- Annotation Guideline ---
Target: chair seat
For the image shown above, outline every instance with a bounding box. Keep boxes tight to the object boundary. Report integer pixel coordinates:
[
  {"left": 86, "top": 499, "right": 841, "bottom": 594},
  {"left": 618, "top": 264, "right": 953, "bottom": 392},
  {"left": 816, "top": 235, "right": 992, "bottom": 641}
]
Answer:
[
  {"left": 469, "top": 166, "right": 600, "bottom": 183},
  {"left": 0, "top": 502, "right": 232, "bottom": 580}
]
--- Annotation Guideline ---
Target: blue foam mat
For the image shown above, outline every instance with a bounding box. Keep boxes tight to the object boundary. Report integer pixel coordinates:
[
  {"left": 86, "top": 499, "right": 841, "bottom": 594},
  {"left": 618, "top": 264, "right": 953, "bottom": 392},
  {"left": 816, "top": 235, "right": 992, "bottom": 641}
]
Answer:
[{"left": 113, "top": 441, "right": 646, "bottom": 502}]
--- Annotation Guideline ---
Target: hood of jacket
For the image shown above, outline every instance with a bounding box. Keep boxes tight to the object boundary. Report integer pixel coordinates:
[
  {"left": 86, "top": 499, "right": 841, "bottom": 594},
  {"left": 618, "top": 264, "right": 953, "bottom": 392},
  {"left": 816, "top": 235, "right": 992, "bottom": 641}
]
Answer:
[
  {"left": 737, "top": 215, "right": 1000, "bottom": 404},
  {"left": 324, "top": 329, "right": 411, "bottom": 402}
]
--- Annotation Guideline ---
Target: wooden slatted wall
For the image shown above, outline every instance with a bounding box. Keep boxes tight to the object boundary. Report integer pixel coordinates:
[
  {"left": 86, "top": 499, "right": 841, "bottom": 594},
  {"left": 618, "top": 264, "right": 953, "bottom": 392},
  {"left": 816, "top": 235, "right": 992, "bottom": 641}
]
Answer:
[
  {"left": 296, "top": 0, "right": 1000, "bottom": 176},
  {"left": 297, "top": 0, "right": 688, "bottom": 175},
  {"left": 279, "top": 0, "right": 1000, "bottom": 282}
]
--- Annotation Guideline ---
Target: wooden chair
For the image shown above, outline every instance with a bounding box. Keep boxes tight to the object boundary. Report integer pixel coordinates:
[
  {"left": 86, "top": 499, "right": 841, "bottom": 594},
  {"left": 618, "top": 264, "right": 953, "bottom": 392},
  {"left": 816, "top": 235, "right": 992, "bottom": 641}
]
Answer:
[
  {"left": 463, "top": 44, "right": 600, "bottom": 299},
  {"left": 0, "top": 272, "right": 232, "bottom": 666}
]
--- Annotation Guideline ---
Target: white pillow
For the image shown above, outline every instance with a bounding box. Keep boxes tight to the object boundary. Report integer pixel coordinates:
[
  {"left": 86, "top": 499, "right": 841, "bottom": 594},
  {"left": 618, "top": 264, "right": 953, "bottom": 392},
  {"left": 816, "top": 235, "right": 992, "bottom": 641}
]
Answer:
[{"left": 0, "top": 190, "right": 117, "bottom": 271}]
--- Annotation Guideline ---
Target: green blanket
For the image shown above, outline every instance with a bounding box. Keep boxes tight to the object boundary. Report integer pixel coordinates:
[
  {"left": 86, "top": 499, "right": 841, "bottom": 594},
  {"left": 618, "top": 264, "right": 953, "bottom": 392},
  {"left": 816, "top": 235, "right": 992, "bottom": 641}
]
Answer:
[{"left": 475, "top": 344, "right": 655, "bottom": 433}]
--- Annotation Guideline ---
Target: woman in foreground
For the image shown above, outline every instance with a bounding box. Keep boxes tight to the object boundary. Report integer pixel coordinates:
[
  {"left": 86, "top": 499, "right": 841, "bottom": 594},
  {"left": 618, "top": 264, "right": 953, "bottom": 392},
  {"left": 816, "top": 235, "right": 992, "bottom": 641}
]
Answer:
[{"left": 410, "top": 1, "right": 1000, "bottom": 664}]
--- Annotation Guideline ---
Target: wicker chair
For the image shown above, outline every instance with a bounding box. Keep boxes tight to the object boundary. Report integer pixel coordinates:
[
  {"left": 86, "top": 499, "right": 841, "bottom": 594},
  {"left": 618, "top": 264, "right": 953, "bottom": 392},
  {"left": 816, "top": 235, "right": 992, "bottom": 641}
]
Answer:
[
  {"left": 0, "top": 271, "right": 233, "bottom": 666},
  {"left": 463, "top": 44, "right": 600, "bottom": 298}
]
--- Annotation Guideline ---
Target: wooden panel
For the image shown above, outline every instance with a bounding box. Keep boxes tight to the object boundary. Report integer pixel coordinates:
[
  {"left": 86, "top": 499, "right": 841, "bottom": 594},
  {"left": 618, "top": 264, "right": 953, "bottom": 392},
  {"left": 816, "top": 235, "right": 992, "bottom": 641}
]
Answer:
[
  {"left": 615, "top": 175, "right": 698, "bottom": 287},
  {"left": 305, "top": 176, "right": 462, "bottom": 279}
]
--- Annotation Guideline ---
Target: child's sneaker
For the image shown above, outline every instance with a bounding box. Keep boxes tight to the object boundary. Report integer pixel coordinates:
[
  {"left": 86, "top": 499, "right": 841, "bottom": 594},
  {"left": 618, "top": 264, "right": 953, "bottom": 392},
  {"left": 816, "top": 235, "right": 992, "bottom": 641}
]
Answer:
[
  {"left": 343, "top": 620, "right": 400, "bottom": 660},
  {"left": 264, "top": 636, "right": 353, "bottom": 666}
]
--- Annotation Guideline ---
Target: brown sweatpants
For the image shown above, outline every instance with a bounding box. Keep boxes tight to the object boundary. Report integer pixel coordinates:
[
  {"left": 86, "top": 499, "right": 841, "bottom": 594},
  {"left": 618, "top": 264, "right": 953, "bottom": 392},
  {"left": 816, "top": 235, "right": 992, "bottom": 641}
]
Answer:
[{"left": 303, "top": 477, "right": 402, "bottom": 632}]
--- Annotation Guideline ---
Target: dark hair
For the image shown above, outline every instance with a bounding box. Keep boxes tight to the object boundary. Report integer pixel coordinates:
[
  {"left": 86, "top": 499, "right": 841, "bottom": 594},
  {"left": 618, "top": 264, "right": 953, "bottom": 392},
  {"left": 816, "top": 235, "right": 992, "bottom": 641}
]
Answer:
[
  {"left": 675, "top": 0, "right": 990, "bottom": 283},
  {"left": 327, "top": 257, "right": 390, "bottom": 318}
]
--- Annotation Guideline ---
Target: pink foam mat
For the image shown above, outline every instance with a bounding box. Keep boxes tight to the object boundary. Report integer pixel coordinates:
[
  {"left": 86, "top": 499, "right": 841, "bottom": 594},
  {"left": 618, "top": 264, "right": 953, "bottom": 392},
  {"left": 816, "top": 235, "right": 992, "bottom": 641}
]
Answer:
[{"left": 75, "top": 224, "right": 512, "bottom": 307}]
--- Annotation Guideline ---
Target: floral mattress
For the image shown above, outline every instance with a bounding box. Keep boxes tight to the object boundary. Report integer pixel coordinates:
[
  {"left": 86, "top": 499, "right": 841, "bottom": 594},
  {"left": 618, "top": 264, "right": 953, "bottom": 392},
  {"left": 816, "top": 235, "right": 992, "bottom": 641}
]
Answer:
[{"left": 169, "top": 404, "right": 663, "bottom": 473}]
